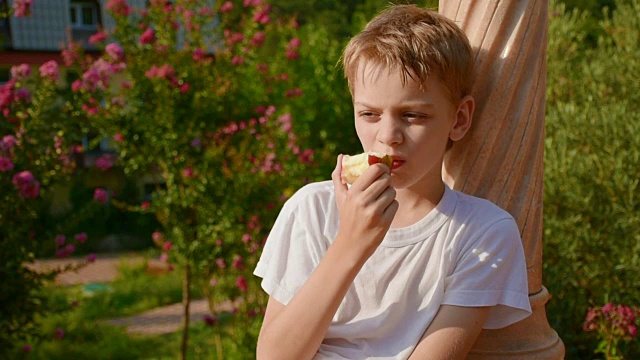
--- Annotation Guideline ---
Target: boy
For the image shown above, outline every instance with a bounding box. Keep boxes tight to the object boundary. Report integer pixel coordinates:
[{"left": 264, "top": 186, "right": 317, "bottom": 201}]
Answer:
[{"left": 254, "top": 4, "right": 531, "bottom": 359}]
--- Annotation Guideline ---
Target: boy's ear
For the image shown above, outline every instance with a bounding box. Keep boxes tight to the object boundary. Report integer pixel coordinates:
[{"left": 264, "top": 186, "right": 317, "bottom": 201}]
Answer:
[{"left": 449, "top": 95, "right": 475, "bottom": 142}]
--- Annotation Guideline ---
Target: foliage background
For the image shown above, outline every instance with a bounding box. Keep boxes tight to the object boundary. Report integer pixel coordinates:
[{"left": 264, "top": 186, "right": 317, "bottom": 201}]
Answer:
[{"left": 544, "top": 0, "right": 640, "bottom": 357}]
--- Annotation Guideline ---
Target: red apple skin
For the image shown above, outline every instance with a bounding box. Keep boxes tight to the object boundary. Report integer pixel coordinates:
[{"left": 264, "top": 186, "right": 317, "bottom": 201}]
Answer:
[
  {"left": 367, "top": 154, "right": 393, "bottom": 170},
  {"left": 368, "top": 154, "right": 381, "bottom": 165}
]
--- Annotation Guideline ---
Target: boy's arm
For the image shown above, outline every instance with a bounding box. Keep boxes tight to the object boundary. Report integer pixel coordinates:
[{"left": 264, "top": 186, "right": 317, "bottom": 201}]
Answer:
[
  {"left": 256, "top": 240, "right": 365, "bottom": 360},
  {"left": 408, "top": 305, "right": 490, "bottom": 360},
  {"left": 256, "top": 156, "right": 398, "bottom": 360}
]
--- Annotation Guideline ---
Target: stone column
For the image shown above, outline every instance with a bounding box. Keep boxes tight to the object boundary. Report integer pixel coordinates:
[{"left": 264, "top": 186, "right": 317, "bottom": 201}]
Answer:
[{"left": 440, "top": 0, "right": 564, "bottom": 358}]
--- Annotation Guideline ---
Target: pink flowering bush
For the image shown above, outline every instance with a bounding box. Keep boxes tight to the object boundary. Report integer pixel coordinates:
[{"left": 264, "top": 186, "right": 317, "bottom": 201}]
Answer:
[
  {"left": 584, "top": 303, "right": 640, "bottom": 359},
  {"left": 56, "top": 0, "right": 318, "bottom": 354},
  {"left": 0, "top": 9, "right": 105, "bottom": 353}
]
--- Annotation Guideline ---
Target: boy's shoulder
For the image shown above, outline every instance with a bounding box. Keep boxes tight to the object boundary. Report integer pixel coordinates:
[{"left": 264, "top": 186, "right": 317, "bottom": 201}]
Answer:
[
  {"left": 449, "top": 187, "right": 516, "bottom": 227},
  {"left": 281, "top": 180, "right": 335, "bottom": 212}
]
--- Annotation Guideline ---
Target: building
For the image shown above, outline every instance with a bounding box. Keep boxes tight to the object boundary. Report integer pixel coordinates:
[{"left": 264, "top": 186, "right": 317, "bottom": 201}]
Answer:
[
  {"left": 2, "top": 0, "right": 161, "bottom": 217},
  {"left": 0, "top": 0, "right": 148, "bottom": 82}
]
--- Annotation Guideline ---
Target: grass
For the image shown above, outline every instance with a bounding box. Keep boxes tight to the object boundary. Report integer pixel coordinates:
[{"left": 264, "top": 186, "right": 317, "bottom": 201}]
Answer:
[{"left": 21, "top": 254, "right": 262, "bottom": 360}]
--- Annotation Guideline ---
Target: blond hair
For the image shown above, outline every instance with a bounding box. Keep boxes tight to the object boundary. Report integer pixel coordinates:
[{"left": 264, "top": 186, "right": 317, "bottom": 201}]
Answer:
[{"left": 342, "top": 4, "right": 474, "bottom": 104}]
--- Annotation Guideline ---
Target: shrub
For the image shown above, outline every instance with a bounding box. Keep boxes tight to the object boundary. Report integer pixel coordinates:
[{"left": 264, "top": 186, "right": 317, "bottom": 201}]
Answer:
[{"left": 544, "top": 0, "right": 640, "bottom": 357}]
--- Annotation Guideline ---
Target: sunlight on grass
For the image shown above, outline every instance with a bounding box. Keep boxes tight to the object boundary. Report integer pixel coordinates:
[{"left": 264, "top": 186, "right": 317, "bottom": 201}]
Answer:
[{"left": 28, "top": 256, "right": 261, "bottom": 359}]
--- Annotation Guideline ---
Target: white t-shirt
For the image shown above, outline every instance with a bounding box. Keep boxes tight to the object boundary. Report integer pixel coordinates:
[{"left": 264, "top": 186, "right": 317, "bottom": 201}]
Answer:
[{"left": 254, "top": 181, "right": 531, "bottom": 359}]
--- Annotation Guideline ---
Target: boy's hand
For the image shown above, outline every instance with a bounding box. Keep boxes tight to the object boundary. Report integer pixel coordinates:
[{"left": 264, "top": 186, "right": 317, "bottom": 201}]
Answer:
[{"left": 332, "top": 154, "right": 399, "bottom": 262}]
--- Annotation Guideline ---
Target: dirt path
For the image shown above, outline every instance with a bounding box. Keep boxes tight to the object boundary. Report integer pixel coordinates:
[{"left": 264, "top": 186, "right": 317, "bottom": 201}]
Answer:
[{"left": 29, "top": 253, "right": 221, "bottom": 335}]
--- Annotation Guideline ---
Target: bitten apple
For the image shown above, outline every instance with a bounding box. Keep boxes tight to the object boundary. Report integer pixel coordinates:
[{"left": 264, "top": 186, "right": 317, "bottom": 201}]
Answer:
[{"left": 341, "top": 152, "right": 392, "bottom": 184}]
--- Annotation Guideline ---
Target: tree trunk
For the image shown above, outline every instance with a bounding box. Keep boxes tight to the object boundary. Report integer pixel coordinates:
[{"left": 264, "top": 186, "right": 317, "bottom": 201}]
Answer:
[{"left": 180, "top": 263, "right": 191, "bottom": 360}]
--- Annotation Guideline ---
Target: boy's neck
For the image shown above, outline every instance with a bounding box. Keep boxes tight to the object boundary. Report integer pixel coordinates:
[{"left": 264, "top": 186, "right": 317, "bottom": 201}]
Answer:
[{"left": 391, "top": 181, "right": 446, "bottom": 228}]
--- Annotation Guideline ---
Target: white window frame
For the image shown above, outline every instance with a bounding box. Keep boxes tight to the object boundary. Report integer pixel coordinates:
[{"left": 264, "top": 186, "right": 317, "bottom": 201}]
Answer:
[{"left": 69, "top": 1, "right": 100, "bottom": 30}]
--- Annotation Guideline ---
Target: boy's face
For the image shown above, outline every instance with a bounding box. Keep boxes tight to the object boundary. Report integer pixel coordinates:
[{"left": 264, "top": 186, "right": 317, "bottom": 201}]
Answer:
[{"left": 352, "top": 61, "right": 471, "bottom": 193}]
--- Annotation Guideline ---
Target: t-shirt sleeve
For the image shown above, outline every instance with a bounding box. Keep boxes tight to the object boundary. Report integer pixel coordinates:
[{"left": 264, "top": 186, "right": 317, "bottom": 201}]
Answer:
[
  {"left": 442, "top": 217, "right": 532, "bottom": 329},
  {"left": 253, "top": 187, "right": 327, "bottom": 305}
]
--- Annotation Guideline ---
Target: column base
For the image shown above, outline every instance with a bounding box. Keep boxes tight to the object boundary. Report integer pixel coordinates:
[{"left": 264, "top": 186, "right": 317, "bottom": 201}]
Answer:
[{"left": 469, "top": 286, "right": 565, "bottom": 359}]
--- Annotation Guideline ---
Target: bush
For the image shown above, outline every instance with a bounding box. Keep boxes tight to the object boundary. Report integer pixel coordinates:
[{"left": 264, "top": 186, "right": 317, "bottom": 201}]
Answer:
[{"left": 544, "top": 0, "right": 640, "bottom": 357}]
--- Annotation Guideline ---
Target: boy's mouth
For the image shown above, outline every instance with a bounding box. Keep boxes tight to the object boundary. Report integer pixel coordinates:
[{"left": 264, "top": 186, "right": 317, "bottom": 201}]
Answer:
[{"left": 391, "top": 160, "right": 404, "bottom": 170}]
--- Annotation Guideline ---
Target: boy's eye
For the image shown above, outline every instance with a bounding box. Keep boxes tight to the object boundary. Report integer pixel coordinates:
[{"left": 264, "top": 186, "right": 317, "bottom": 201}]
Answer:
[
  {"left": 358, "top": 111, "right": 379, "bottom": 120},
  {"left": 403, "top": 113, "right": 428, "bottom": 122}
]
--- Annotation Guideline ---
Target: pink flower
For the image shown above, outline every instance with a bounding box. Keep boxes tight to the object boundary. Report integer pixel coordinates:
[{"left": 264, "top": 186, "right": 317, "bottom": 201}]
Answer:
[
  {"left": 93, "top": 188, "right": 108, "bottom": 204},
  {"left": 39, "top": 60, "right": 59, "bottom": 81},
  {"left": 106, "top": 0, "right": 132, "bottom": 17},
  {"left": 87, "top": 253, "right": 97, "bottom": 263},
  {"left": 15, "top": 88, "right": 30, "bottom": 103},
  {"left": 64, "top": 243, "right": 76, "bottom": 256},
  {"left": 265, "top": 105, "right": 276, "bottom": 116},
  {"left": 220, "top": 1, "right": 234, "bottom": 13},
  {"left": 231, "top": 56, "right": 244, "bottom": 65},
  {"left": 179, "top": 82, "right": 190, "bottom": 93},
  {"left": 139, "top": 28, "right": 155, "bottom": 45},
  {"left": 0, "top": 157, "right": 14, "bottom": 172},
  {"left": 74, "top": 233, "right": 88, "bottom": 243},
  {"left": 250, "top": 32, "right": 266, "bottom": 47},
  {"left": 71, "top": 79, "right": 83, "bottom": 92},
  {"left": 55, "top": 234, "right": 66, "bottom": 247},
  {"left": 95, "top": 154, "right": 113, "bottom": 171},
  {"left": 2, "top": 135, "right": 16, "bottom": 150},
  {"left": 215, "top": 258, "right": 226, "bottom": 269},
  {"left": 209, "top": 278, "right": 217, "bottom": 287},
  {"left": 54, "top": 327, "right": 64, "bottom": 341},
  {"left": 160, "top": 252, "right": 168, "bottom": 263},
  {"left": 285, "top": 88, "right": 303, "bottom": 97},
  {"left": 256, "top": 63, "right": 268, "bottom": 72},
  {"left": 12, "top": 171, "right": 40, "bottom": 198},
  {"left": 162, "top": 241, "right": 172, "bottom": 252},
  {"left": 113, "top": 133, "right": 125, "bottom": 142},
  {"left": 299, "top": 148, "right": 314, "bottom": 164},
  {"left": 10, "top": 64, "right": 31, "bottom": 80},
  {"left": 232, "top": 256, "right": 244, "bottom": 270},
  {"left": 236, "top": 276, "right": 248, "bottom": 292},
  {"left": 288, "top": 38, "right": 301, "bottom": 49},
  {"left": 88, "top": 31, "right": 107, "bottom": 44},
  {"left": 286, "top": 50, "right": 299, "bottom": 60},
  {"left": 22, "top": 344, "right": 32, "bottom": 353},
  {"left": 182, "top": 167, "right": 195, "bottom": 178},
  {"left": 629, "top": 324, "right": 638, "bottom": 337},
  {"left": 105, "top": 43, "right": 124, "bottom": 61},
  {"left": 192, "top": 48, "right": 206, "bottom": 62},
  {"left": 203, "top": 314, "right": 218, "bottom": 326},
  {"left": 82, "top": 103, "right": 99, "bottom": 116},
  {"left": 12, "top": 0, "right": 32, "bottom": 18},
  {"left": 61, "top": 41, "right": 82, "bottom": 66},
  {"left": 242, "top": 233, "right": 251, "bottom": 243},
  {"left": 254, "top": 13, "right": 270, "bottom": 24},
  {"left": 145, "top": 64, "right": 175, "bottom": 81},
  {"left": 140, "top": 200, "right": 150, "bottom": 210},
  {"left": 224, "top": 31, "right": 244, "bottom": 45},
  {"left": 602, "top": 303, "right": 614, "bottom": 314},
  {"left": 152, "top": 231, "right": 163, "bottom": 244}
]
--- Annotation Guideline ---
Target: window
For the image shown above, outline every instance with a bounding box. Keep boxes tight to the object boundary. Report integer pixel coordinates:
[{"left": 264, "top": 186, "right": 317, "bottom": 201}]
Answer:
[
  {"left": 0, "top": 1, "right": 11, "bottom": 49},
  {"left": 69, "top": 1, "right": 100, "bottom": 30}
]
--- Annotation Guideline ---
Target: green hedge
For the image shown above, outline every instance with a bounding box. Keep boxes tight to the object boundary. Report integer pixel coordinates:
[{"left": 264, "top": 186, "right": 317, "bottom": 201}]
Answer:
[{"left": 544, "top": 0, "right": 640, "bottom": 357}]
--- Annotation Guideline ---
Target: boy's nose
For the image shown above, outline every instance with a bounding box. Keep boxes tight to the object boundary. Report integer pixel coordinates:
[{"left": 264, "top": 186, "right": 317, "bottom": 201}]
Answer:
[{"left": 376, "top": 117, "right": 403, "bottom": 146}]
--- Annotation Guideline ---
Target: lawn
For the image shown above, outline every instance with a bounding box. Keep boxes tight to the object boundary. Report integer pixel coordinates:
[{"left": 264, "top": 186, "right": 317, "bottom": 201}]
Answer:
[{"left": 26, "top": 255, "right": 262, "bottom": 360}]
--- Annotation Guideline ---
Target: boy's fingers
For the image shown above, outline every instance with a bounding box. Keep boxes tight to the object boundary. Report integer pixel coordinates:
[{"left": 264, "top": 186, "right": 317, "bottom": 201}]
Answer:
[{"left": 332, "top": 154, "right": 348, "bottom": 200}]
